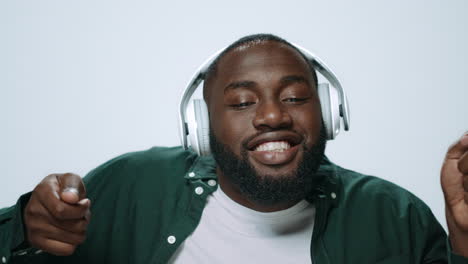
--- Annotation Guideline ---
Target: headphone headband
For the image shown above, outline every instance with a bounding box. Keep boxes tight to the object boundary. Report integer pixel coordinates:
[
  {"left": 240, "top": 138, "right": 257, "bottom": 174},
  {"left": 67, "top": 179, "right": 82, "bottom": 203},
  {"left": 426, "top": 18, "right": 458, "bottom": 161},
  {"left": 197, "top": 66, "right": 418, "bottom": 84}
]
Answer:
[
  {"left": 292, "top": 43, "right": 350, "bottom": 131},
  {"left": 178, "top": 48, "right": 225, "bottom": 149},
  {"left": 178, "top": 43, "right": 350, "bottom": 151}
]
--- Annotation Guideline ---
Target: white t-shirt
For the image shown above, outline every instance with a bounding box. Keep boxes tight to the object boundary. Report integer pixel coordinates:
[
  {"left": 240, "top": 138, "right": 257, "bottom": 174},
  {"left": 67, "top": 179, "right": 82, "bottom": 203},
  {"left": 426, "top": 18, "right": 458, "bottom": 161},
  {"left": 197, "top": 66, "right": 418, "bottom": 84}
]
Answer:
[{"left": 168, "top": 186, "right": 316, "bottom": 264}]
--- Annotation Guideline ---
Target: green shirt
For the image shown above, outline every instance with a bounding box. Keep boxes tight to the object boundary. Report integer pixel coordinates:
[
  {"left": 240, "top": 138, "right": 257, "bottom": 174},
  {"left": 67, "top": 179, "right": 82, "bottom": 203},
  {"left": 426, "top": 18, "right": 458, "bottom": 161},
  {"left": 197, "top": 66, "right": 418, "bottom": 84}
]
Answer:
[{"left": 1, "top": 146, "right": 467, "bottom": 263}]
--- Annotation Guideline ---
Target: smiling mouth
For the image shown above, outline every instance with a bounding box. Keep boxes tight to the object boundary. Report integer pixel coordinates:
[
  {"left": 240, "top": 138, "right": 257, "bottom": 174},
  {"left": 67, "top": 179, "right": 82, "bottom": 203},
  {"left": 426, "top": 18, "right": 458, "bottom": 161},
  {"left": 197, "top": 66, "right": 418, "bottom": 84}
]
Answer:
[
  {"left": 246, "top": 131, "right": 302, "bottom": 152},
  {"left": 247, "top": 135, "right": 302, "bottom": 166},
  {"left": 254, "top": 141, "right": 292, "bottom": 152}
]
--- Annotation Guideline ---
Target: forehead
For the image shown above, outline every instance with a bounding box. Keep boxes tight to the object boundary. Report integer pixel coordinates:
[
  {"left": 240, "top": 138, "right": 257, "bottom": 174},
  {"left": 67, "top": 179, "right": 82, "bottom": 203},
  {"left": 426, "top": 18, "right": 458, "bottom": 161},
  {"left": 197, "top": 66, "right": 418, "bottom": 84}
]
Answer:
[{"left": 215, "top": 41, "right": 310, "bottom": 80}]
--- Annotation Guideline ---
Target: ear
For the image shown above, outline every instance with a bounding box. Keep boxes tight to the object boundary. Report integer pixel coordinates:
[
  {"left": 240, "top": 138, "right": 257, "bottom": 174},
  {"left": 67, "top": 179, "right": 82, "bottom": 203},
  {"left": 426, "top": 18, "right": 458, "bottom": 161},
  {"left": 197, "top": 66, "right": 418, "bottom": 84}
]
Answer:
[
  {"left": 192, "top": 99, "right": 211, "bottom": 156},
  {"left": 317, "top": 83, "right": 341, "bottom": 140}
]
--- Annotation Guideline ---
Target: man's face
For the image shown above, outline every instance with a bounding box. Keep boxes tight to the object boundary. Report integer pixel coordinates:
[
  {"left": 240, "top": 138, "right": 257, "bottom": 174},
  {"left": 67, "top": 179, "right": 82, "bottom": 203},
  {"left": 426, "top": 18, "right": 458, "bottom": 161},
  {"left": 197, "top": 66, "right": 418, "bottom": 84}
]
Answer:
[{"left": 206, "top": 41, "right": 325, "bottom": 205}]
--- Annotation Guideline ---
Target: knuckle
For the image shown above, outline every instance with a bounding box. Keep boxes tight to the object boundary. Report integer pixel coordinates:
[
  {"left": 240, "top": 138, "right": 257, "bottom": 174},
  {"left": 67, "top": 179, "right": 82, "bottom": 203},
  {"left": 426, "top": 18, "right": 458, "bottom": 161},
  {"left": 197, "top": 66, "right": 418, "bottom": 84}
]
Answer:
[
  {"left": 32, "top": 183, "right": 41, "bottom": 192},
  {"left": 62, "top": 172, "right": 81, "bottom": 182},
  {"left": 27, "top": 203, "right": 41, "bottom": 217},
  {"left": 54, "top": 204, "right": 65, "bottom": 218},
  {"left": 33, "top": 182, "right": 46, "bottom": 194},
  {"left": 24, "top": 207, "right": 33, "bottom": 221},
  {"left": 43, "top": 174, "right": 58, "bottom": 184},
  {"left": 62, "top": 172, "right": 76, "bottom": 178}
]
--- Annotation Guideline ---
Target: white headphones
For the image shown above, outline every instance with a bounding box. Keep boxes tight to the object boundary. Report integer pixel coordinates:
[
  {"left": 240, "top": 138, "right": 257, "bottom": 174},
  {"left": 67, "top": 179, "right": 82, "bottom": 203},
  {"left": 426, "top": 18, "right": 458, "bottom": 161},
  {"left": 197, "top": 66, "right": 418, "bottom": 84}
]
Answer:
[{"left": 179, "top": 43, "right": 350, "bottom": 156}]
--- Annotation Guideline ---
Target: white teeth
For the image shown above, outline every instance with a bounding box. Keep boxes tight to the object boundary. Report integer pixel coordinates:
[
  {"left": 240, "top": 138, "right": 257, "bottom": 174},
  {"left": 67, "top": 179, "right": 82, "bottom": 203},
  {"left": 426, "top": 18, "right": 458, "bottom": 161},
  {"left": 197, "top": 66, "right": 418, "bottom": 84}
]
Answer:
[{"left": 254, "top": 141, "right": 291, "bottom": 152}]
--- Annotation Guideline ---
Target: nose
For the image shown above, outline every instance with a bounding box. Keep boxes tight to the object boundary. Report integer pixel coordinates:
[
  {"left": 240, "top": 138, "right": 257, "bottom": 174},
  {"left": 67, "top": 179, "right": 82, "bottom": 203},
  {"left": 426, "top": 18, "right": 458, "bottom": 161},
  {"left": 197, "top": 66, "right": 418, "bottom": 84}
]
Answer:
[{"left": 252, "top": 100, "right": 292, "bottom": 130}]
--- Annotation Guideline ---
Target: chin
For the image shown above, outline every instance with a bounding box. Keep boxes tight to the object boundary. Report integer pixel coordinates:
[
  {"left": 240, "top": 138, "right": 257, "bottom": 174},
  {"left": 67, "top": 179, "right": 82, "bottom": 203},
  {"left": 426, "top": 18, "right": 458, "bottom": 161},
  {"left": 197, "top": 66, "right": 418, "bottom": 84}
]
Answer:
[{"left": 209, "top": 125, "right": 327, "bottom": 205}]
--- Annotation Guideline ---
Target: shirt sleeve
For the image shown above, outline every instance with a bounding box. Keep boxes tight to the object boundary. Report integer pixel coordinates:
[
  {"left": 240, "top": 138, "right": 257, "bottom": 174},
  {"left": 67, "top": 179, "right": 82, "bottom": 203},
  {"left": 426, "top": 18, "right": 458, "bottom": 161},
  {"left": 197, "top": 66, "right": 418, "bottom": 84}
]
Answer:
[{"left": 0, "top": 192, "right": 33, "bottom": 263}]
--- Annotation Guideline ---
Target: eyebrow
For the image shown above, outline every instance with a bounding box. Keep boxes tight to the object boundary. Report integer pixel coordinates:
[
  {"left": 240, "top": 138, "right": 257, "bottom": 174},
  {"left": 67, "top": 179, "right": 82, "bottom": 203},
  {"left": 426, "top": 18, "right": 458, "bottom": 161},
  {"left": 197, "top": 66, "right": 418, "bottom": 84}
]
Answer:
[
  {"left": 279, "top": 75, "right": 310, "bottom": 86},
  {"left": 223, "top": 75, "right": 310, "bottom": 93},
  {"left": 224, "top": 80, "right": 256, "bottom": 93}
]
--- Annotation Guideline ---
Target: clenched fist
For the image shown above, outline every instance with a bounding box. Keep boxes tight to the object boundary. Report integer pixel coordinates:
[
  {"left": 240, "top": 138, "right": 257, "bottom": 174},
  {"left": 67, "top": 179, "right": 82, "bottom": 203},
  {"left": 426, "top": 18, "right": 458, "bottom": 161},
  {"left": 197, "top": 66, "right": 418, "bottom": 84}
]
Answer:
[
  {"left": 23, "top": 173, "right": 91, "bottom": 256},
  {"left": 441, "top": 133, "right": 468, "bottom": 257}
]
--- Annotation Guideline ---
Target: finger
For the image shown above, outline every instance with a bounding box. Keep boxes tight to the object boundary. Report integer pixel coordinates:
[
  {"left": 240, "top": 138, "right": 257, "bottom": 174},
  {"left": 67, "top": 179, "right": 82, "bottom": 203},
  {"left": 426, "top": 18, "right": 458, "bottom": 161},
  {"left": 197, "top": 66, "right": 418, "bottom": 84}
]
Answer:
[
  {"left": 50, "top": 200, "right": 90, "bottom": 221},
  {"left": 28, "top": 219, "right": 86, "bottom": 245},
  {"left": 43, "top": 224, "right": 86, "bottom": 245},
  {"left": 447, "top": 133, "right": 468, "bottom": 160},
  {"left": 57, "top": 173, "right": 86, "bottom": 204},
  {"left": 28, "top": 198, "right": 91, "bottom": 233},
  {"left": 34, "top": 178, "right": 90, "bottom": 220},
  {"left": 37, "top": 188, "right": 90, "bottom": 220},
  {"left": 53, "top": 204, "right": 90, "bottom": 233},
  {"left": 458, "top": 151, "right": 468, "bottom": 174},
  {"left": 464, "top": 175, "right": 468, "bottom": 192},
  {"left": 57, "top": 218, "right": 89, "bottom": 234},
  {"left": 31, "top": 210, "right": 90, "bottom": 234},
  {"left": 26, "top": 198, "right": 81, "bottom": 231},
  {"left": 32, "top": 238, "right": 78, "bottom": 256}
]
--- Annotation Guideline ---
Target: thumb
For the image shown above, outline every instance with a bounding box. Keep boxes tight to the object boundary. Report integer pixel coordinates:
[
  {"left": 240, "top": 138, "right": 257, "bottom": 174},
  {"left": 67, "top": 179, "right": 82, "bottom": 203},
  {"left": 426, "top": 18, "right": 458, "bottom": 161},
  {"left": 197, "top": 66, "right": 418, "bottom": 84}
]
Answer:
[
  {"left": 446, "top": 132, "right": 468, "bottom": 160},
  {"left": 57, "top": 173, "right": 86, "bottom": 204}
]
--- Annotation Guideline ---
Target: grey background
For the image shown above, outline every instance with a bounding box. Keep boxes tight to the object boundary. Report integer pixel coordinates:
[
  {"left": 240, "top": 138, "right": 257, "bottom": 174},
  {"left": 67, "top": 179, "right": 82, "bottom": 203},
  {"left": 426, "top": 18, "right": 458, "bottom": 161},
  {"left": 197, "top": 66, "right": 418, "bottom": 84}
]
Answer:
[{"left": 1, "top": 0, "right": 467, "bottom": 230}]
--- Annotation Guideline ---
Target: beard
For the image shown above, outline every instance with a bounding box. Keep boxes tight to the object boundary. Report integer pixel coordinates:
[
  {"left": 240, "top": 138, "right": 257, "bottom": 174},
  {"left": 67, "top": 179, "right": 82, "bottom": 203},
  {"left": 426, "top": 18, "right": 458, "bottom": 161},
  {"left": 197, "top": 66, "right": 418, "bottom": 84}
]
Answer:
[{"left": 209, "top": 125, "right": 327, "bottom": 206}]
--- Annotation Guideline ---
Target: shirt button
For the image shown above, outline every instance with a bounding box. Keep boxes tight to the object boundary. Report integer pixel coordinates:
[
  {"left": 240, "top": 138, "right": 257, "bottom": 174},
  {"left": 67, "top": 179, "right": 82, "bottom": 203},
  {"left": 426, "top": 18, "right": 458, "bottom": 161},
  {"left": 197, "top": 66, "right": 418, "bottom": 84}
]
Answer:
[
  {"left": 195, "top": 187, "right": 204, "bottom": 195},
  {"left": 167, "top": 235, "right": 176, "bottom": 244},
  {"left": 2, "top": 256, "right": 6, "bottom": 263},
  {"left": 331, "top": 192, "right": 337, "bottom": 199},
  {"left": 188, "top": 172, "right": 196, "bottom": 178},
  {"left": 207, "top": 179, "right": 217, "bottom": 187}
]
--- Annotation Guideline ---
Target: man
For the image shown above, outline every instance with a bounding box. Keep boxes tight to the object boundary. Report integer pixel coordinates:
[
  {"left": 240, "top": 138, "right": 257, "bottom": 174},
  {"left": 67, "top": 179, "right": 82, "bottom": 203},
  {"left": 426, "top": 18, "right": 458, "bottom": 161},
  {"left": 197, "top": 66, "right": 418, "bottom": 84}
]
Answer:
[{"left": 0, "top": 34, "right": 467, "bottom": 263}]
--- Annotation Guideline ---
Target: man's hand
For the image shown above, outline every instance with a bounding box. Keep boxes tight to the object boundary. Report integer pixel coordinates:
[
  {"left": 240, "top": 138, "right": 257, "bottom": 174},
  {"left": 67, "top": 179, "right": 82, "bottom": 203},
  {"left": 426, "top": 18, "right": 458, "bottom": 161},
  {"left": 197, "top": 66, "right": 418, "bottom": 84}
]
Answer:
[
  {"left": 441, "top": 133, "right": 468, "bottom": 257},
  {"left": 23, "top": 173, "right": 91, "bottom": 256}
]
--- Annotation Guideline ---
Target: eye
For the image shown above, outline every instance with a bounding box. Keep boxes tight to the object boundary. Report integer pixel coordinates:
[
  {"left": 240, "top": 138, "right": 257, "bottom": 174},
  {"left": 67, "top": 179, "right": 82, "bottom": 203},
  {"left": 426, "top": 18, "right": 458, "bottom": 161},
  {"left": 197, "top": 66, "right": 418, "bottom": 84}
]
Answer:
[
  {"left": 283, "top": 97, "right": 309, "bottom": 104},
  {"left": 229, "top": 102, "right": 256, "bottom": 109}
]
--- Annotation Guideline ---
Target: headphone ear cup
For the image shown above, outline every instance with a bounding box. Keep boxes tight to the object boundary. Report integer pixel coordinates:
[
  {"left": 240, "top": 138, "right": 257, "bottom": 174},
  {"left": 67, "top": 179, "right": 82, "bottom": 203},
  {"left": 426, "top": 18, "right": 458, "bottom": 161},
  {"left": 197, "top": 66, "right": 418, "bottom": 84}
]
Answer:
[
  {"left": 317, "top": 83, "right": 340, "bottom": 140},
  {"left": 193, "top": 99, "right": 211, "bottom": 156}
]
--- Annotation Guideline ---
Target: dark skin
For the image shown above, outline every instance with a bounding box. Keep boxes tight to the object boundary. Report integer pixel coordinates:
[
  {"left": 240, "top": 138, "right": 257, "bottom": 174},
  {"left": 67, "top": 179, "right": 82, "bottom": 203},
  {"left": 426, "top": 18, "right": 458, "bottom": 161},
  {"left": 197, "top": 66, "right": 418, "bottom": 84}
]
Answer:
[
  {"left": 205, "top": 42, "right": 322, "bottom": 212},
  {"left": 442, "top": 133, "right": 468, "bottom": 255},
  {"left": 21, "top": 40, "right": 468, "bottom": 257},
  {"left": 24, "top": 173, "right": 90, "bottom": 256}
]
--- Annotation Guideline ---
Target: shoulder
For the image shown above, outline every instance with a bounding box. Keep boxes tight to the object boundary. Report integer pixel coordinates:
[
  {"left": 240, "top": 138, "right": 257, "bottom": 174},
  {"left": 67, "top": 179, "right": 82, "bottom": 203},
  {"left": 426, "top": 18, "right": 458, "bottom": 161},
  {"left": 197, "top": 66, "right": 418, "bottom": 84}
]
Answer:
[
  {"left": 321, "top": 161, "right": 447, "bottom": 262},
  {"left": 333, "top": 163, "right": 435, "bottom": 222},
  {"left": 92, "top": 146, "right": 195, "bottom": 169},
  {"left": 325, "top": 162, "right": 447, "bottom": 262},
  {"left": 83, "top": 146, "right": 197, "bottom": 193}
]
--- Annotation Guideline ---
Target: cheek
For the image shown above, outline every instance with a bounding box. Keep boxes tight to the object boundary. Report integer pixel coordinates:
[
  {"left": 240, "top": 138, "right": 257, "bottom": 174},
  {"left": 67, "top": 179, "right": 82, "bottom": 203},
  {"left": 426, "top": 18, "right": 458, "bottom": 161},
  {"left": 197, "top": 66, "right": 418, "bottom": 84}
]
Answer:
[
  {"left": 291, "top": 104, "right": 323, "bottom": 142},
  {"left": 210, "top": 108, "right": 255, "bottom": 152}
]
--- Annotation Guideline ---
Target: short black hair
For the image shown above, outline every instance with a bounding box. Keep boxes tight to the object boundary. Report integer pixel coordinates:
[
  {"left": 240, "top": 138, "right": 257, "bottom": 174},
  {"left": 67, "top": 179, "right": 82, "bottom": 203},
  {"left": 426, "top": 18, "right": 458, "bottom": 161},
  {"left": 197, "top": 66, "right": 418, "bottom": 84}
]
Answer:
[{"left": 203, "top": 33, "right": 319, "bottom": 100}]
